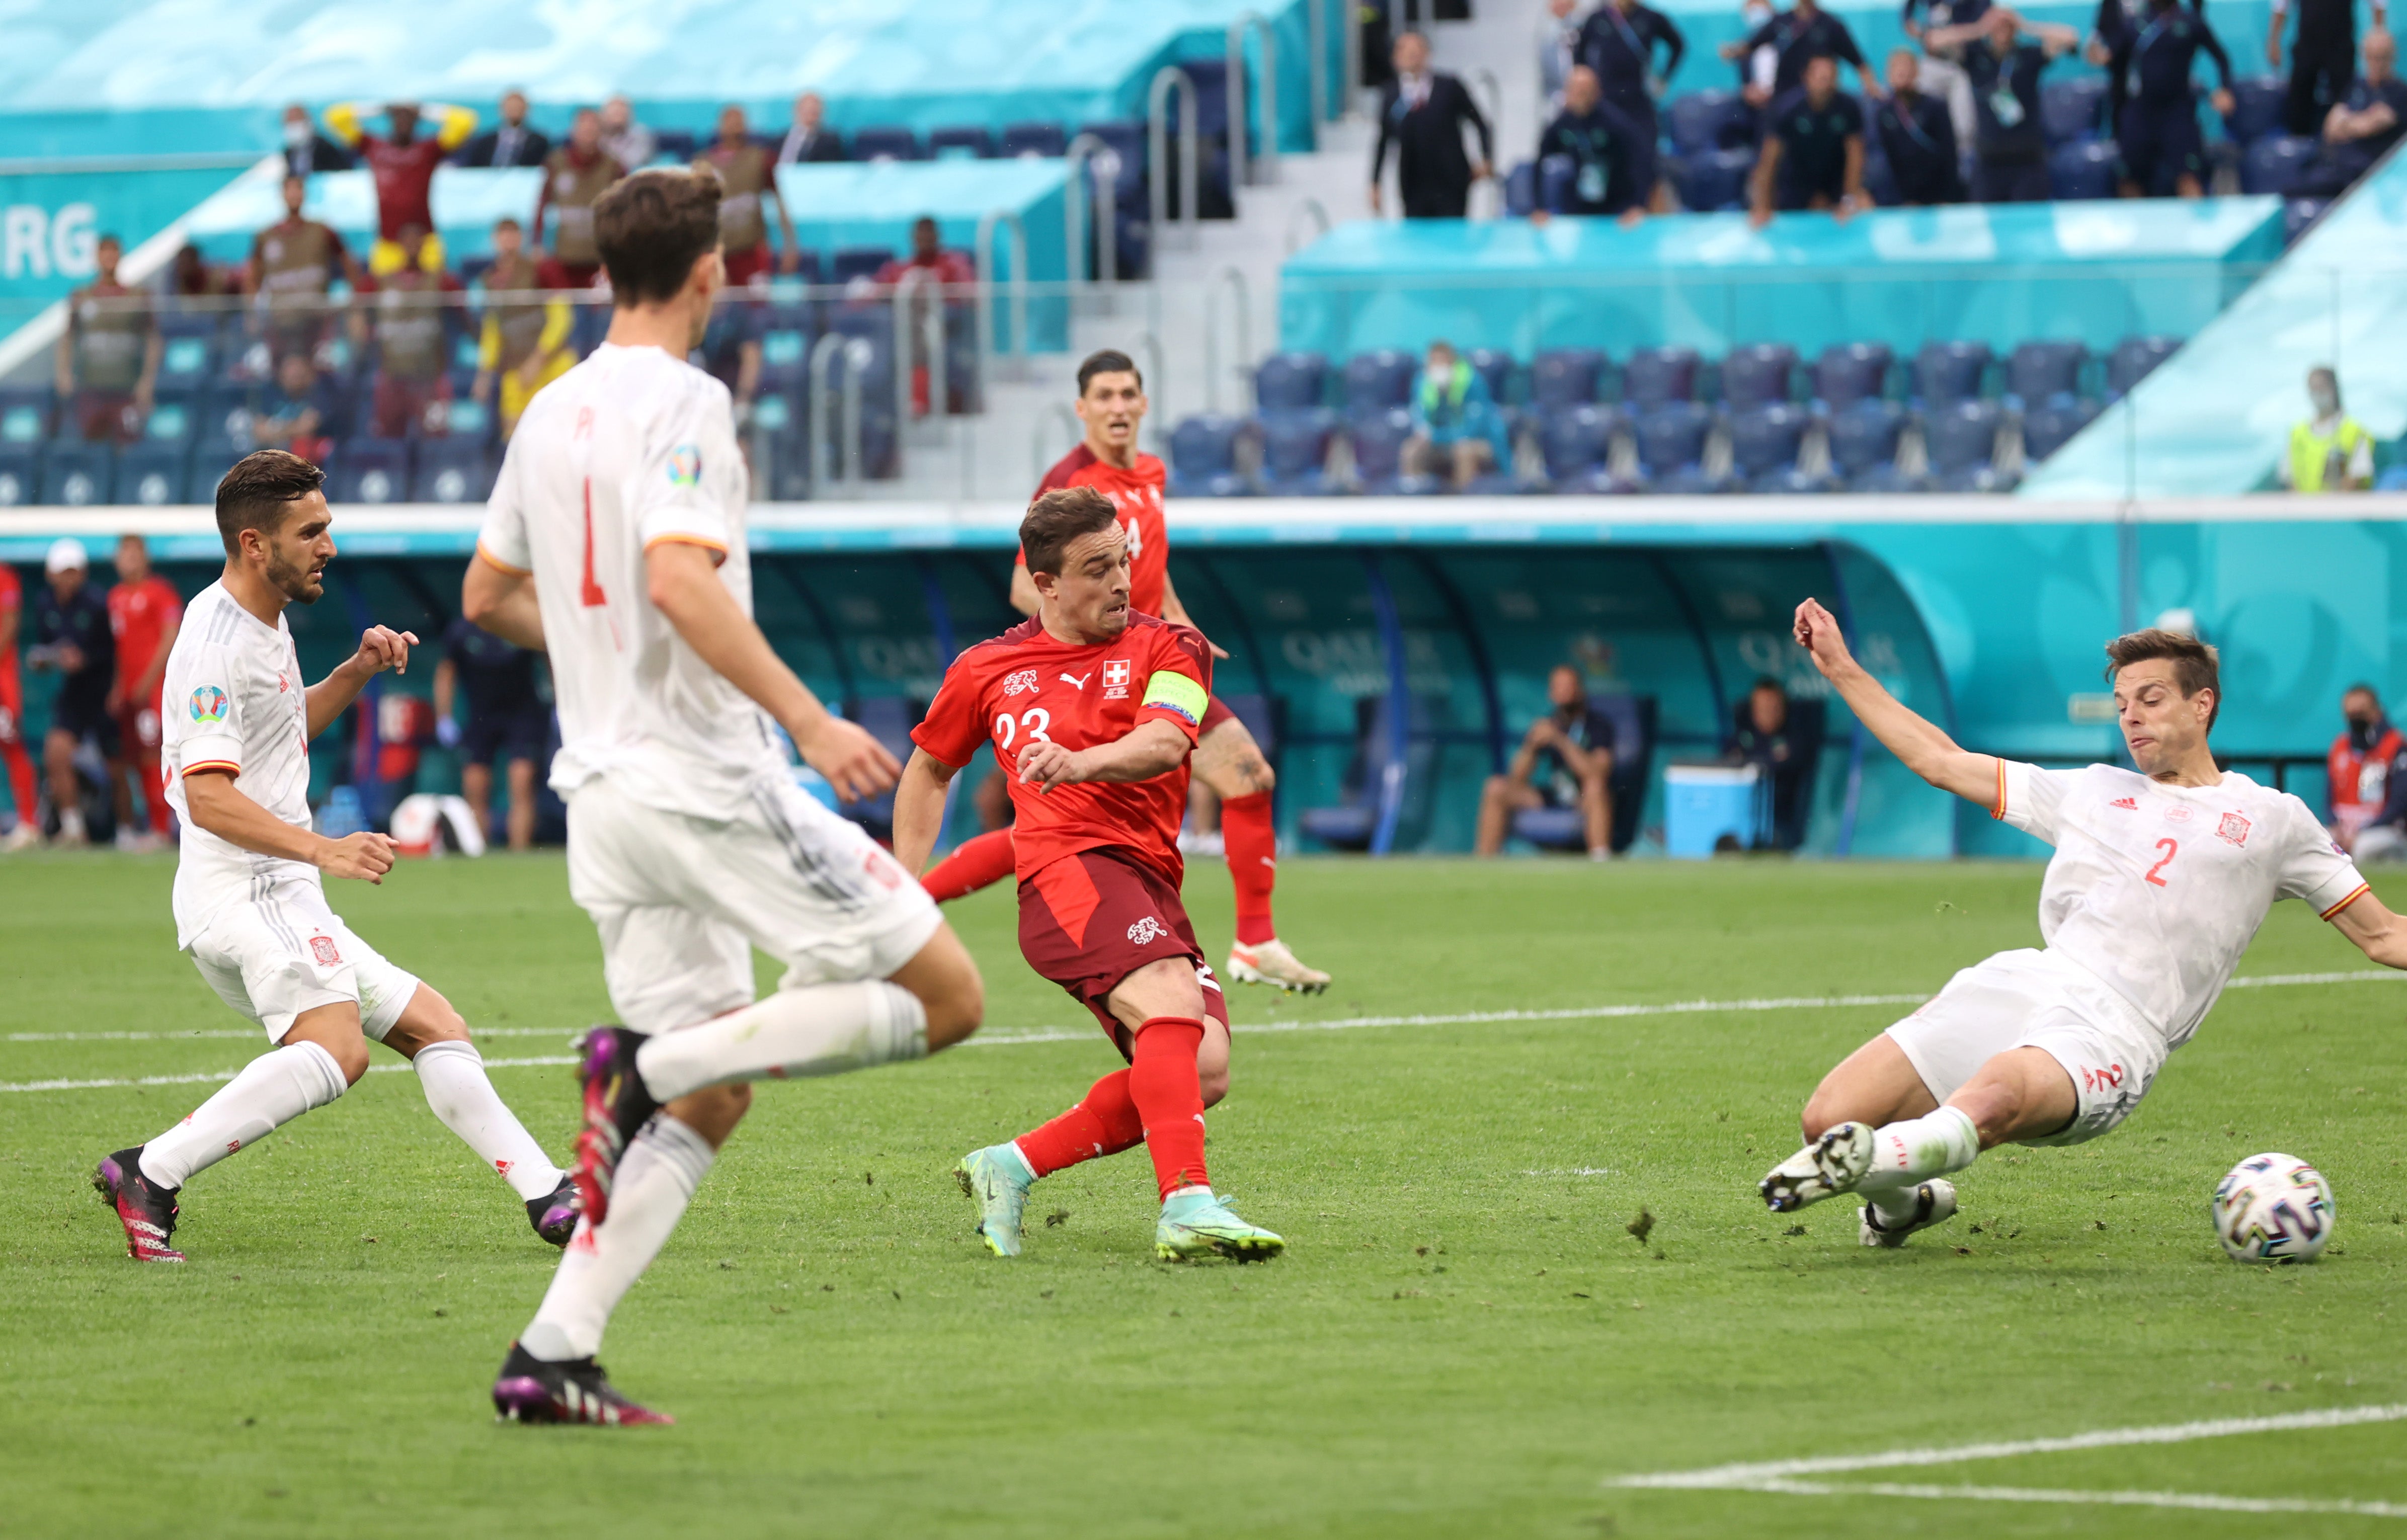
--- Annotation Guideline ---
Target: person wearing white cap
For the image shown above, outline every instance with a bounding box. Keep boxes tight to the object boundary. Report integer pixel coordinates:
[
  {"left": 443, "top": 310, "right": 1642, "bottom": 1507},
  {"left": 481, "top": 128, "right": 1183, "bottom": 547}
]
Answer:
[{"left": 26, "top": 537, "right": 131, "bottom": 847}]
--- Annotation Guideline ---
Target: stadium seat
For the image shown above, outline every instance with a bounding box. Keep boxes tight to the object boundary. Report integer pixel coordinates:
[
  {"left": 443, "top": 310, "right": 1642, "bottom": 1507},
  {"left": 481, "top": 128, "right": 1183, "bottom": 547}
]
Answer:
[
  {"left": 2243, "top": 134, "right": 2317, "bottom": 195},
  {"left": 1000, "top": 121, "right": 1068, "bottom": 158},
  {"left": 758, "top": 317, "right": 814, "bottom": 394},
  {"left": 1720, "top": 343, "right": 1799, "bottom": 411},
  {"left": 1510, "top": 693, "right": 1655, "bottom": 852},
  {"left": 2225, "top": 76, "right": 2287, "bottom": 146},
  {"left": 1348, "top": 407, "right": 1415, "bottom": 495},
  {"left": 1076, "top": 120, "right": 1148, "bottom": 196},
  {"left": 1813, "top": 342, "right": 1891, "bottom": 408},
  {"left": 1677, "top": 147, "right": 1757, "bottom": 212},
  {"left": 415, "top": 438, "right": 496, "bottom": 503},
  {"left": 2021, "top": 396, "right": 2100, "bottom": 462},
  {"left": 849, "top": 126, "right": 924, "bottom": 162},
  {"left": 39, "top": 443, "right": 112, "bottom": 506},
  {"left": 153, "top": 326, "right": 218, "bottom": 399},
  {"left": 2041, "top": 77, "right": 2107, "bottom": 144},
  {"left": 1168, "top": 414, "right": 1251, "bottom": 497},
  {"left": 2049, "top": 140, "right": 2120, "bottom": 200},
  {"left": 1828, "top": 399, "right": 1909, "bottom": 490},
  {"left": 1670, "top": 90, "right": 1752, "bottom": 153},
  {"left": 1925, "top": 399, "right": 2011, "bottom": 491},
  {"left": 1539, "top": 153, "right": 1579, "bottom": 215},
  {"left": 1464, "top": 348, "right": 1518, "bottom": 409},
  {"left": 1257, "top": 410, "right": 1336, "bottom": 496},
  {"left": 1505, "top": 159, "right": 1539, "bottom": 217},
  {"left": 830, "top": 246, "right": 895, "bottom": 285},
  {"left": 0, "top": 387, "right": 53, "bottom": 445},
  {"left": 1531, "top": 348, "right": 1606, "bottom": 412},
  {"left": 1729, "top": 402, "right": 1817, "bottom": 492},
  {"left": 652, "top": 129, "right": 698, "bottom": 162},
  {"left": 1297, "top": 694, "right": 1418, "bottom": 851},
  {"left": 1622, "top": 346, "right": 1700, "bottom": 410},
  {"left": 1343, "top": 350, "right": 1417, "bottom": 415},
  {"left": 0, "top": 443, "right": 38, "bottom": 505},
  {"left": 2283, "top": 196, "right": 2332, "bottom": 245},
  {"left": 1539, "top": 404, "right": 1622, "bottom": 494},
  {"left": 1631, "top": 401, "right": 1715, "bottom": 492},
  {"left": 1914, "top": 341, "right": 1992, "bottom": 405},
  {"left": 2106, "top": 335, "right": 2183, "bottom": 396},
  {"left": 1255, "top": 351, "right": 1329, "bottom": 412},
  {"left": 926, "top": 125, "right": 995, "bottom": 159},
  {"left": 2005, "top": 340, "right": 2088, "bottom": 407},
  {"left": 330, "top": 438, "right": 411, "bottom": 505},
  {"left": 116, "top": 443, "right": 191, "bottom": 506}
]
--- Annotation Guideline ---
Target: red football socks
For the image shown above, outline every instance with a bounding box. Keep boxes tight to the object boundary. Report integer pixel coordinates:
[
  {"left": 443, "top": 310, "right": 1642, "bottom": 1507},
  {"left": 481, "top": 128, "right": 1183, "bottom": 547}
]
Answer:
[
  {"left": 0, "top": 742, "right": 34, "bottom": 835},
  {"left": 1014, "top": 1069, "right": 1146, "bottom": 1177},
  {"left": 1221, "top": 790, "right": 1278, "bottom": 946},
  {"left": 1128, "top": 1016, "right": 1210, "bottom": 1199},
  {"left": 919, "top": 827, "right": 1017, "bottom": 903}
]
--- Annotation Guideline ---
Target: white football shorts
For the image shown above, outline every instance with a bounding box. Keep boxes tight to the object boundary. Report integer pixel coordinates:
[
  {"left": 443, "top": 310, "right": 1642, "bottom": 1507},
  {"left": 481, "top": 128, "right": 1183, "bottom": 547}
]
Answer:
[
  {"left": 1885, "top": 947, "right": 2168, "bottom": 1147},
  {"left": 566, "top": 772, "right": 943, "bottom": 1035},
  {"left": 186, "top": 875, "right": 421, "bottom": 1043}
]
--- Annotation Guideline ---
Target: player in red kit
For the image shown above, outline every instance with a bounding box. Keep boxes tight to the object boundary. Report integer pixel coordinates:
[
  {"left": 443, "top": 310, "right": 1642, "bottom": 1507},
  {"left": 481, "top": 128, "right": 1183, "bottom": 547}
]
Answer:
[
  {"left": 916, "top": 349, "right": 1333, "bottom": 997},
  {"left": 0, "top": 560, "right": 39, "bottom": 848},
  {"left": 896, "top": 488, "right": 1286, "bottom": 1263},
  {"left": 106, "top": 534, "right": 182, "bottom": 842}
]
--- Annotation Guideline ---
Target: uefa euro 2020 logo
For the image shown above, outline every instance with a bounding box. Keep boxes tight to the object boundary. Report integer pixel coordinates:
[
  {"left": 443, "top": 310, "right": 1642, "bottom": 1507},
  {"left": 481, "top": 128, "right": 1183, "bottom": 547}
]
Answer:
[{"left": 189, "top": 685, "right": 229, "bottom": 724}]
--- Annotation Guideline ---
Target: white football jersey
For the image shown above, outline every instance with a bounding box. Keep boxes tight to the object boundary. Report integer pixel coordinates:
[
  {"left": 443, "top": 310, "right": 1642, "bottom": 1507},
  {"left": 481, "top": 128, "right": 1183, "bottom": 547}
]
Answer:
[
  {"left": 476, "top": 342, "right": 781, "bottom": 821},
  {"left": 1996, "top": 761, "right": 2368, "bottom": 1048},
  {"left": 161, "top": 582, "right": 318, "bottom": 945}
]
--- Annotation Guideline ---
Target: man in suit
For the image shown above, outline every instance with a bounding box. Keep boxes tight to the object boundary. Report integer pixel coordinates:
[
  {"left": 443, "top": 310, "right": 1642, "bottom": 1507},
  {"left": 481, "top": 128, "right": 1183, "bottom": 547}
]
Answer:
[
  {"left": 1371, "top": 30, "right": 1495, "bottom": 217},
  {"left": 277, "top": 104, "right": 353, "bottom": 177},
  {"left": 776, "top": 92, "right": 847, "bottom": 165},
  {"left": 458, "top": 91, "right": 552, "bottom": 169}
]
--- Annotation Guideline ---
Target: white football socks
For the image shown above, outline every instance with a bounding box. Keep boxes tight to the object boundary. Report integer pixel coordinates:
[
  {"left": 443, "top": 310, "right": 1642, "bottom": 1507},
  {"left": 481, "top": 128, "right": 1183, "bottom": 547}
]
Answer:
[
  {"left": 1857, "top": 1105, "right": 1982, "bottom": 1196},
  {"left": 138, "top": 1038, "right": 349, "bottom": 1190},
  {"left": 413, "top": 1039, "right": 563, "bottom": 1200},
  {"left": 519, "top": 1114, "right": 715, "bottom": 1362},
  {"left": 632, "top": 980, "right": 928, "bottom": 1103}
]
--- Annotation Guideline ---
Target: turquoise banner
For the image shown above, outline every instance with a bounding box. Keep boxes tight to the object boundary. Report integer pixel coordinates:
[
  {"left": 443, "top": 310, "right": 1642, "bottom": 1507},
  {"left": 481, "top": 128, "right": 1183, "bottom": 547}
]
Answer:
[{"left": 0, "top": 161, "right": 256, "bottom": 306}]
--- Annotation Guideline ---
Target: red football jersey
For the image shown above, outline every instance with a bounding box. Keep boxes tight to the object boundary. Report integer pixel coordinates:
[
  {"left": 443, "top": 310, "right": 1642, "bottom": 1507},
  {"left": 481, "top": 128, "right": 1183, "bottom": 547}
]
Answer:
[
  {"left": 108, "top": 575, "right": 182, "bottom": 693},
  {"left": 1018, "top": 447, "right": 1169, "bottom": 617},
  {"left": 913, "top": 613, "right": 1211, "bottom": 886}
]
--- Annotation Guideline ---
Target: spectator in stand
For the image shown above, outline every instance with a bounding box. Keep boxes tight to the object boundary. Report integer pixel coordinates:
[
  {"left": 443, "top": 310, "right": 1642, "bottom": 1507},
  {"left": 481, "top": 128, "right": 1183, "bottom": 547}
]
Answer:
[
  {"left": 875, "top": 217, "right": 976, "bottom": 417},
  {"left": 2326, "top": 682, "right": 2407, "bottom": 857},
  {"left": 0, "top": 560, "right": 39, "bottom": 849},
  {"left": 458, "top": 90, "right": 551, "bottom": 169},
  {"left": 2096, "top": 0, "right": 2234, "bottom": 198},
  {"left": 1371, "top": 31, "right": 1496, "bottom": 218},
  {"left": 249, "top": 351, "right": 341, "bottom": 461},
  {"left": 164, "top": 244, "right": 236, "bottom": 309},
  {"left": 55, "top": 234, "right": 159, "bottom": 445},
  {"left": 247, "top": 174, "right": 354, "bottom": 358},
  {"left": 2279, "top": 365, "right": 2375, "bottom": 491},
  {"left": 695, "top": 105, "right": 799, "bottom": 286},
  {"left": 1728, "top": 675, "right": 1819, "bottom": 849},
  {"left": 599, "top": 94, "right": 657, "bottom": 170},
  {"left": 27, "top": 540, "right": 126, "bottom": 849},
  {"left": 1577, "top": 0, "right": 1684, "bottom": 209},
  {"left": 533, "top": 107, "right": 624, "bottom": 287},
  {"left": 2292, "top": 29, "right": 2405, "bottom": 198},
  {"left": 1722, "top": 0, "right": 1884, "bottom": 109},
  {"left": 1404, "top": 340, "right": 1509, "bottom": 490},
  {"left": 1476, "top": 664, "right": 1617, "bottom": 858},
  {"left": 434, "top": 613, "right": 547, "bottom": 852},
  {"left": 696, "top": 299, "right": 764, "bottom": 429},
  {"left": 1900, "top": 0, "right": 1981, "bottom": 153},
  {"left": 323, "top": 99, "right": 477, "bottom": 259},
  {"left": 2270, "top": 0, "right": 2385, "bottom": 136},
  {"left": 776, "top": 91, "right": 847, "bottom": 165},
  {"left": 1541, "top": 0, "right": 1588, "bottom": 109},
  {"left": 471, "top": 217, "right": 577, "bottom": 441},
  {"left": 106, "top": 534, "right": 180, "bottom": 846},
  {"left": 1535, "top": 66, "right": 1649, "bottom": 223},
  {"left": 278, "top": 103, "right": 355, "bottom": 177},
  {"left": 352, "top": 222, "right": 464, "bottom": 439},
  {"left": 1874, "top": 45, "right": 1966, "bottom": 203},
  {"left": 1929, "top": 8, "right": 2077, "bottom": 201},
  {"left": 1750, "top": 55, "right": 1871, "bottom": 226}
]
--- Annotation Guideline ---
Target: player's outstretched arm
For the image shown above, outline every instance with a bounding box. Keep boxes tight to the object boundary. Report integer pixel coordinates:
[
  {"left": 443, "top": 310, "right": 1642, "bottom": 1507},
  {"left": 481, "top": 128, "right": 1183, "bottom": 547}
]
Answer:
[
  {"left": 461, "top": 553, "right": 546, "bottom": 650},
  {"left": 183, "top": 771, "right": 396, "bottom": 883},
  {"left": 891, "top": 748, "right": 959, "bottom": 875},
  {"left": 2327, "top": 889, "right": 2407, "bottom": 969},
  {"left": 645, "top": 540, "right": 898, "bottom": 800},
  {"left": 1015, "top": 719, "right": 1191, "bottom": 793},
  {"left": 1794, "top": 597, "right": 1997, "bottom": 806},
  {"left": 305, "top": 625, "right": 420, "bottom": 740}
]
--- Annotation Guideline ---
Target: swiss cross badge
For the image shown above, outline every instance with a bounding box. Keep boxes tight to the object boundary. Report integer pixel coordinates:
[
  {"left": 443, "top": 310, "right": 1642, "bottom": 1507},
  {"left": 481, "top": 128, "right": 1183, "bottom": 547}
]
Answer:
[
  {"left": 309, "top": 935, "right": 342, "bottom": 967},
  {"left": 2216, "top": 811, "right": 2251, "bottom": 847},
  {"left": 1103, "top": 659, "right": 1130, "bottom": 689}
]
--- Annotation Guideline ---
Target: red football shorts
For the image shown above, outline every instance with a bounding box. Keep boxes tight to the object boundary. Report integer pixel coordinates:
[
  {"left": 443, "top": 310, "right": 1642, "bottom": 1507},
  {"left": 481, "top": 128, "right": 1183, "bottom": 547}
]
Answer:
[
  {"left": 1198, "top": 693, "right": 1237, "bottom": 737},
  {"left": 722, "top": 244, "right": 772, "bottom": 289},
  {"left": 1018, "top": 847, "right": 1228, "bottom": 1050},
  {"left": 0, "top": 663, "right": 23, "bottom": 746}
]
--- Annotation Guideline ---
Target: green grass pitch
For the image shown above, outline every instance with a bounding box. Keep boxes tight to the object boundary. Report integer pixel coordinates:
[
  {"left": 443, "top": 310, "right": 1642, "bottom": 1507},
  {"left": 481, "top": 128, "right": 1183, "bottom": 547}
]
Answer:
[{"left": 2, "top": 852, "right": 2404, "bottom": 1538}]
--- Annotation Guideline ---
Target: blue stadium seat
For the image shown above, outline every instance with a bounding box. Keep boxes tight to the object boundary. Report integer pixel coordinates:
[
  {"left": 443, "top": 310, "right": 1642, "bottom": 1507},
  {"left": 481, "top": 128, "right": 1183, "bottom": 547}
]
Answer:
[
  {"left": 926, "top": 125, "right": 995, "bottom": 159},
  {"left": 1343, "top": 350, "right": 1416, "bottom": 414},
  {"left": 2106, "top": 335, "right": 2182, "bottom": 397},
  {"left": 749, "top": 394, "right": 812, "bottom": 501},
  {"left": 1914, "top": 341, "right": 1991, "bottom": 405},
  {"left": 1539, "top": 153, "right": 1579, "bottom": 215},
  {"left": 1297, "top": 695, "right": 1401, "bottom": 851},
  {"left": 1623, "top": 347, "right": 1700, "bottom": 410},
  {"left": 2050, "top": 139, "right": 2121, "bottom": 199},
  {"left": 39, "top": 443, "right": 112, "bottom": 506},
  {"left": 116, "top": 443, "right": 191, "bottom": 506},
  {"left": 1813, "top": 342, "right": 1891, "bottom": 408},
  {"left": 1465, "top": 348, "right": 1518, "bottom": 408},
  {"left": 2283, "top": 195, "right": 2332, "bottom": 244},
  {"left": 2041, "top": 77, "right": 2107, "bottom": 144},
  {"left": 2021, "top": 397, "right": 2100, "bottom": 462},
  {"left": 1531, "top": 348, "right": 1606, "bottom": 412},
  {"left": 1925, "top": 399, "right": 2011, "bottom": 491},
  {"left": 153, "top": 326, "right": 218, "bottom": 400},
  {"left": 330, "top": 438, "right": 411, "bottom": 505},
  {"left": 2005, "top": 340, "right": 2088, "bottom": 407},
  {"left": 415, "top": 438, "right": 495, "bottom": 503},
  {"left": 1348, "top": 407, "right": 1415, "bottom": 495},
  {"left": 1540, "top": 404, "right": 1621, "bottom": 493},
  {"left": 0, "top": 443, "right": 37, "bottom": 505},
  {"left": 1631, "top": 401, "right": 1714, "bottom": 492},
  {"left": 1670, "top": 90, "right": 1752, "bottom": 153},
  {"left": 1076, "top": 121, "right": 1148, "bottom": 195},
  {"left": 1000, "top": 121, "right": 1068, "bottom": 158},
  {"left": 2226, "top": 76, "right": 2286, "bottom": 146},
  {"left": 1678, "top": 147, "right": 1757, "bottom": 212},
  {"left": 1168, "top": 414, "right": 1250, "bottom": 497},
  {"left": 1505, "top": 159, "right": 1539, "bottom": 217},
  {"left": 1729, "top": 402, "right": 1817, "bottom": 492},
  {"left": 1257, "top": 410, "right": 1336, "bottom": 496},
  {"left": 653, "top": 129, "right": 698, "bottom": 162},
  {"left": 1720, "top": 343, "right": 1799, "bottom": 411},
  {"left": 1255, "top": 351, "right": 1328, "bottom": 412},
  {"left": 849, "top": 126, "right": 924, "bottom": 162},
  {"left": 830, "top": 246, "right": 895, "bottom": 285},
  {"left": 2243, "top": 134, "right": 2317, "bottom": 195},
  {"left": 757, "top": 318, "right": 814, "bottom": 394},
  {"left": 0, "top": 387, "right": 53, "bottom": 445},
  {"left": 1828, "top": 399, "right": 1909, "bottom": 490}
]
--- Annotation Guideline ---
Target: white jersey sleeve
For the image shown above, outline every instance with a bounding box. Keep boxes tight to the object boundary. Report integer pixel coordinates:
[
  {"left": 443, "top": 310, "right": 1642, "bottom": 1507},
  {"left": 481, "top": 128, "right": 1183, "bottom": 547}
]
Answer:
[
  {"left": 1994, "top": 759, "right": 2080, "bottom": 843},
  {"left": 2271, "top": 792, "right": 2370, "bottom": 917},
  {"left": 476, "top": 440, "right": 534, "bottom": 577},
  {"left": 626, "top": 388, "right": 735, "bottom": 556},
  {"left": 163, "top": 620, "right": 249, "bottom": 779}
]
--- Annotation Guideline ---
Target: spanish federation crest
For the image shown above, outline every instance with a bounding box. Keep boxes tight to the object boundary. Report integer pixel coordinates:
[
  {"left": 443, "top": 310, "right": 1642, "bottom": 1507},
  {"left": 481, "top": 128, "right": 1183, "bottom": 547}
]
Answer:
[{"left": 2217, "top": 811, "right": 2251, "bottom": 847}]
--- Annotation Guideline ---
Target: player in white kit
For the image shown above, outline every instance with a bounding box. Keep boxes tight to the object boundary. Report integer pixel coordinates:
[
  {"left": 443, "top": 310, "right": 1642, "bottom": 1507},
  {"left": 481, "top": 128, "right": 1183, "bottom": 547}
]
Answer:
[
  {"left": 1757, "top": 601, "right": 2407, "bottom": 1246},
  {"left": 93, "top": 451, "right": 575, "bottom": 1263},
  {"left": 460, "top": 168, "right": 984, "bottom": 1425}
]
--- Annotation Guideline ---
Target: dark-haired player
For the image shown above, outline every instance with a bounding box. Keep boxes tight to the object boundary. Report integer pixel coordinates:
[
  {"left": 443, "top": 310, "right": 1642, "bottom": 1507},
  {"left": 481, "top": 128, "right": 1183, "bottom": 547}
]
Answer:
[
  {"left": 898, "top": 487, "right": 1286, "bottom": 1263},
  {"left": 916, "top": 349, "right": 1334, "bottom": 997},
  {"left": 1759, "top": 602, "right": 2407, "bottom": 1247},
  {"left": 92, "top": 451, "right": 573, "bottom": 1265}
]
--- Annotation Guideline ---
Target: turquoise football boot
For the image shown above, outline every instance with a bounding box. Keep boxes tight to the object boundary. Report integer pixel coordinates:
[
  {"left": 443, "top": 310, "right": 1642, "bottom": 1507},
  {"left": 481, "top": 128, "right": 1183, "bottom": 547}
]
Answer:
[
  {"left": 1154, "top": 1189, "right": 1286, "bottom": 1262},
  {"left": 954, "top": 1144, "right": 1034, "bottom": 1257}
]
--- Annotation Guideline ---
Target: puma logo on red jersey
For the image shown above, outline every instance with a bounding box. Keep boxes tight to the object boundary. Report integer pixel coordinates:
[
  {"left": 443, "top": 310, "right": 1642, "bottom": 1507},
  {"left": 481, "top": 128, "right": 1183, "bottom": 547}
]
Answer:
[{"left": 1059, "top": 672, "right": 1092, "bottom": 690}]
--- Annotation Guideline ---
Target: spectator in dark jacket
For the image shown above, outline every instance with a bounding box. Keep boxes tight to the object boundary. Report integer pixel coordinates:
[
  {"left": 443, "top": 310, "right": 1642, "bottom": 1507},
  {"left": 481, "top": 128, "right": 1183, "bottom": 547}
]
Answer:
[
  {"left": 776, "top": 92, "right": 847, "bottom": 164},
  {"left": 277, "top": 103, "right": 355, "bottom": 177},
  {"left": 1873, "top": 46, "right": 1966, "bottom": 202},
  {"left": 1729, "top": 676, "right": 1821, "bottom": 850},
  {"left": 1929, "top": 7, "right": 2078, "bottom": 201},
  {"left": 1578, "top": 0, "right": 1684, "bottom": 208},
  {"left": 457, "top": 90, "right": 552, "bottom": 168},
  {"left": 1722, "top": 0, "right": 1885, "bottom": 107},
  {"left": 2293, "top": 28, "right": 2405, "bottom": 197},
  {"left": 1371, "top": 31, "right": 1495, "bottom": 218},
  {"left": 1750, "top": 55, "right": 1870, "bottom": 225},
  {"left": 2096, "top": 0, "right": 2234, "bottom": 197},
  {"left": 1536, "top": 66, "right": 1650, "bottom": 221}
]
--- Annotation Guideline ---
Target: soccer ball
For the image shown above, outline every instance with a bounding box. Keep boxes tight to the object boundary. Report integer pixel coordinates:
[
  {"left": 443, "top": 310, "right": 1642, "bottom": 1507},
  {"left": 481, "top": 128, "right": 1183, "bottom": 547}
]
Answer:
[{"left": 2212, "top": 1153, "right": 2334, "bottom": 1264}]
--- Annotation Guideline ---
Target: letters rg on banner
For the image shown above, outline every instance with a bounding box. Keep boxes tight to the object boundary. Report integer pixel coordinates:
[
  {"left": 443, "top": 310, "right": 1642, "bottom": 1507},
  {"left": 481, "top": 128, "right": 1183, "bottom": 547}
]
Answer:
[{"left": 2, "top": 203, "right": 100, "bottom": 281}]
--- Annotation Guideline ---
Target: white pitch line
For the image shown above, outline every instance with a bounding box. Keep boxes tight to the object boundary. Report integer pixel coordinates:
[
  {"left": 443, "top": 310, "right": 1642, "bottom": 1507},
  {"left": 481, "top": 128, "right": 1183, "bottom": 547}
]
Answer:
[
  {"left": 0, "top": 1056, "right": 574, "bottom": 1095},
  {"left": 1721, "top": 1479, "right": 2407, "bottom": 1519}
]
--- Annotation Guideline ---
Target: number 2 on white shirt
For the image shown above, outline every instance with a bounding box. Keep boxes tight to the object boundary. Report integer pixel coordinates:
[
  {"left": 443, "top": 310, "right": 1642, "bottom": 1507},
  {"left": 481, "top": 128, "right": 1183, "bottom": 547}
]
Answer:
[{"left": 2145, "top": 837, "right": 2177, "bottom": 887}]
